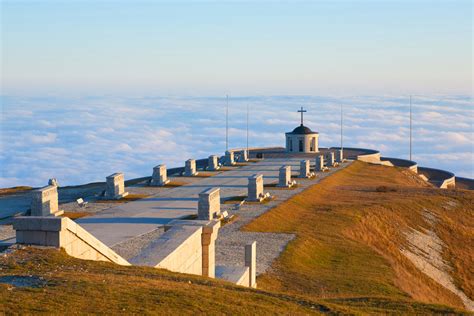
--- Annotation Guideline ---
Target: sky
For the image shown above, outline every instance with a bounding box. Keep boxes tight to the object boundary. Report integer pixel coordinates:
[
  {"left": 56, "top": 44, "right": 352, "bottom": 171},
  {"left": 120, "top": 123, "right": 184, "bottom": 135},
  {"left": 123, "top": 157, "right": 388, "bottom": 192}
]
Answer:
[
  {"left": 0, "top": 1, "right": 472, "bottom": 186},
  {"left": 1, "top": 0, "right": 472, "bottom": 95}
]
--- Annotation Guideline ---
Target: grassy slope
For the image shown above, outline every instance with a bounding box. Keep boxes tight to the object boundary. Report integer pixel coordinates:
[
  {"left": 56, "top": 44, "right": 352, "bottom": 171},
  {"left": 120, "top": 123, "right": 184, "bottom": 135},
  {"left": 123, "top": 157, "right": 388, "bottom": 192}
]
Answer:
[{"left": 243, "top": 161, "right": 473, "bottom": 313}]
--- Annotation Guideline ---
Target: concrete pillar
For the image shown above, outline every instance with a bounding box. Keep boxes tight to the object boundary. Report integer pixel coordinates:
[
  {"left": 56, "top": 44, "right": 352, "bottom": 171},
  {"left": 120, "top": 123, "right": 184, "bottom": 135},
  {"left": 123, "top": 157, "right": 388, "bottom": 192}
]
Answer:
[
  {"left": 151, "top": 164, "right": 169, "bottom": 186},
  {"left": 224, "top": 151, "right": 235, "bottom": 166},
  {"left": 198, "top": 187, "right": 221, "bottom": 220},
  {"left": 238, "top": 150, "right": 248, "bottom": 162},
  {"left": 336, "top": 149, "right": 343, "bottom": 163},
  {"left": 326, "top": 151, "right": 335, "bottom": 166},
  {"left": 299, "top": 160, "right": 310, "bottom": 178},
  {"left": 248, "top": 174, "right": 264, "bottom": 202},
  {"left": 31, "top": 185, "right": 63, "bottom": 217},
  {"left": 185, "top": 159, "right": 198, "bottom": 176},
  {"left": 208, "top": 155, "right": 220, "bottom": 171},
  {"left": 245, "top": 241, "right": 257, "bottom": 288},
  {"left": 315, "top": 155, "right": 325, "bottom": 172},
  {"left": 277, "top": 166, "right": 291, "bottom": 187},
  {"left": 105, "top": 173, "right": 128, "bottom": 199},
  {"left": 201, "top": 220, "right": 220, "bottom": 278}
]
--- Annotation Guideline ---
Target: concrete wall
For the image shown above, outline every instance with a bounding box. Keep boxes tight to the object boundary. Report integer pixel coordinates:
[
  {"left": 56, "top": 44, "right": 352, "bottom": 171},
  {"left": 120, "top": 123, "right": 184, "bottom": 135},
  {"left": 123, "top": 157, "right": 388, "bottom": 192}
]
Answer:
[{"left": 13, "top": 217, "right": 130, "bottom": 265}]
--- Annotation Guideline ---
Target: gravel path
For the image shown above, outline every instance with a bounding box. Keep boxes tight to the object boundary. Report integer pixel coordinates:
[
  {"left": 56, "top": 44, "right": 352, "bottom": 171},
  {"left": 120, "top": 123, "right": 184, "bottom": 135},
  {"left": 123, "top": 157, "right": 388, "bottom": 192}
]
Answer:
[{"left": 216, "top": 161, "right": 352, "bottom": 275}]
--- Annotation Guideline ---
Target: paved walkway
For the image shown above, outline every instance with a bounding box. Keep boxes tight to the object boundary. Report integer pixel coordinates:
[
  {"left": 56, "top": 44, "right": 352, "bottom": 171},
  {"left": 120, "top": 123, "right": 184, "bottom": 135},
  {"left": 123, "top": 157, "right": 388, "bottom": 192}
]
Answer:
[{"left": 77, "top": 158, "right": 308, "bottom": 247}]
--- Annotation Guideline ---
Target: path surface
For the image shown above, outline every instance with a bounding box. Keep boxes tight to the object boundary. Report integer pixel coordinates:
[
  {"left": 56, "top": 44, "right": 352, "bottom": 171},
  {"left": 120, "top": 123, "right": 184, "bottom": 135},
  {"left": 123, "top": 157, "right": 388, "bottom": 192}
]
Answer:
[{"left": 78, "top": 158, "right": 309, "bottom": 247}]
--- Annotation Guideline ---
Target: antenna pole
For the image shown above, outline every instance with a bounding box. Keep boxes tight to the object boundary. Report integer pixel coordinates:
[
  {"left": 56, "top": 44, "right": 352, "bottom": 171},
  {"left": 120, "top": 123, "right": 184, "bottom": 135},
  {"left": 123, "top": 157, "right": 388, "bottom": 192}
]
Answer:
[
  {"left": 409, "top": 95, "right": 412, "bottom": 161},
  {"left": 246, "top": 104, "right": 249, "bottom": 153},
  {"left": 226, "top": 94, "right": 229, "bottom": 151},
  {"left": 341, "top": 104, "right": 343, "bottom": 151}
]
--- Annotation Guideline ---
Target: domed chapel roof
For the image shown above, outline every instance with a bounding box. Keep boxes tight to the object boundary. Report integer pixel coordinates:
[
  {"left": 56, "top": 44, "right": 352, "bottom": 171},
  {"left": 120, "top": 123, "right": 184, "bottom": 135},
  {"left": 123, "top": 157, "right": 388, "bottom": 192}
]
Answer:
[{"left": 287, "top": 124, "right": 318, "bottom": 135}]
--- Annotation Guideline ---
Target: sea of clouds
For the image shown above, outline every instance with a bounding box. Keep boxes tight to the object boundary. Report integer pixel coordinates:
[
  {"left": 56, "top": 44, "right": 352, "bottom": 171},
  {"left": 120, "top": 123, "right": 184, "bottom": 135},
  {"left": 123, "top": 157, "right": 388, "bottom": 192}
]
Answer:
[{"left": 0, "top": 95, "right": 472, "bottom": 187}]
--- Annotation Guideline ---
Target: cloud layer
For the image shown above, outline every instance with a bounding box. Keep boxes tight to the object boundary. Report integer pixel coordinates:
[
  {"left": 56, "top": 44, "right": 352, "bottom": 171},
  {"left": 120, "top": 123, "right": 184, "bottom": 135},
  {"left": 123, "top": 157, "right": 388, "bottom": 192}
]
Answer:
[{"left": 1, "top": 95, "right": 472, "bottom": 187}]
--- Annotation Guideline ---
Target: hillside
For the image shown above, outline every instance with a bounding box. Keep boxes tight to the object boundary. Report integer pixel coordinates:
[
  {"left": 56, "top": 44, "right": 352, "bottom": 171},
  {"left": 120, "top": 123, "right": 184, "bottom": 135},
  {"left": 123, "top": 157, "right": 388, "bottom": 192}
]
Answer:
[
  {"left": 1, "top": 161, "right": 472, "bottom": 314},
  {"left": 244, "top": 161, "right": 473, "bottom": 312}
]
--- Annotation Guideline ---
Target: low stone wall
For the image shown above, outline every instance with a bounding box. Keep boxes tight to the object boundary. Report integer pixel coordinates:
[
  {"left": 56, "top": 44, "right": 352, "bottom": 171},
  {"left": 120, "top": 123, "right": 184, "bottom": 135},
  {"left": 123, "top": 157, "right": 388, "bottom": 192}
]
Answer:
[
  {"left": 381, "top": 157, "right": 418, "bottom": 173},
  {"left": 215, "top": 266, "right": 250, "bottom": 287},
  {"left": 13, "top": 217, "right": 130, "bottom": 265},
  {"left": 418, "top": 167, "right": 456, "bottom": 189}
]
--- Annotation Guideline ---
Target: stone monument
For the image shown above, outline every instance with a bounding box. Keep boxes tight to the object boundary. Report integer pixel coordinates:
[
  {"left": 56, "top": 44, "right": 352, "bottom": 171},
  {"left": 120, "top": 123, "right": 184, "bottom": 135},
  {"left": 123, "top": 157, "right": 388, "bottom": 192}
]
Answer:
[
  {"left": 336, "top": 149, "right": 344, "bottom": 163},
  {"left": 198, "top": 187, "right": 221, "bottom": 220},
  {"left": 325, "top": 151, "right": 335, "bottom": 167},
  {"left": 151, "top": 164, "right": 170, "bottom": 186},
  {"left": 245, "top": 241, "right": 257, "bottom": 288},
  {"left": 237, "top": 149, "right": 249, "bottom": 162},
  {"left": 224, "top": 150, "right": 235, "bottom": 166},
  {"left": 315, "top": 155, "right": 327, "bottom": 172},
  {"left": 277, "top": 165, "right": 293, "bottom": 188},
  {"left": 208, "top": 155, "right": 220, "bottom": 171},
  {"left": 30, "top": 185, "right": 64, "bottom": 217},
  {"left": 299, "top": 160, "right": 313, "bottom": 178},
  {"left": 185, "top": 159, "right": 198, "bottom": 176},
  {"left": 248, "top": 174, "right": 264, "bottom": 202},
  {"left": 105, "top": 173, "right": 129, "bottom": 199}
]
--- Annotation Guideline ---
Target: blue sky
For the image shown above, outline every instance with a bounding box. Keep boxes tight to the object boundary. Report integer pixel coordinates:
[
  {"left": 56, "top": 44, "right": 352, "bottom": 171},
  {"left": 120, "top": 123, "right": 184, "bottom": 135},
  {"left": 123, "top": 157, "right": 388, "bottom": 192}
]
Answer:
[{"left": 1, "top": 0, "right": 472, "bottom": 94}]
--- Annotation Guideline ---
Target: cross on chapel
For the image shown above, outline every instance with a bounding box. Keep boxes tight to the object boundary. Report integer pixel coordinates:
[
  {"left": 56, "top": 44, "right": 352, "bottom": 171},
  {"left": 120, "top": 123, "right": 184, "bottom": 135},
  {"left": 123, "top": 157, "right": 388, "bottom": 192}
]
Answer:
[{"left": 298, "top": 107, "right": 307, "bottom": 125}]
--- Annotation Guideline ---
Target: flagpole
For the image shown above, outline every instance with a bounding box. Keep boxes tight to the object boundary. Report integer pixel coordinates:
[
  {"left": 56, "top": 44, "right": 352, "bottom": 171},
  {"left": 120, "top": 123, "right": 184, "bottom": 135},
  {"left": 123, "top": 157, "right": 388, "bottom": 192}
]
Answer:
[
  {"left": 246, "top": 104, "right": 249, "bottom": 153},
  {"left": 409, "top": 95, "right": 412, "bottom": 161},
  {"left": 226, "top": 94, "right": 229, "bottom": 152}
]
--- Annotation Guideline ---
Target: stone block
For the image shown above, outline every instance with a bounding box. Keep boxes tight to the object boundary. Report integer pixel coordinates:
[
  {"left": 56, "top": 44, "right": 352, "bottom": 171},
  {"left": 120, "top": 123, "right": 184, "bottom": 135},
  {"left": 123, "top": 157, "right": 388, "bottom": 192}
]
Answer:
[
  {"left": 105, "top": 173, "right": 128, "bottom": 199},
  {"left": 185, "top": 159, "right": 198, "bottom": 176},
  {"left": 224, "top": 151, "right": 235, "bottom": 166},
  {"left": 336, "top": 149, "right": 344, "bottom": 163},
  {"left": 315, "top": 155, "right": 326, "bottom": 172},
  {"left": 248, "top": 174, "right": 264, "bottom": 202},
  {"left": 245, "top": 241, "right": 257, "bottom": 288},
  {"left": 237, "top": 150, "right": 248, "bottom": 162},
  {"left": 31, "top": 185, "right": 61, "bottom": 216},
  {"left": 299, "top": 160, "right": 311, "bottom": 178},
  {"left": 325, "top": 151, "right": 335, "bottom": 166},
  {"left": 208, "top": 155, "right": 220, "bottom": 171},
  {"left": 198, "top": 188, "right": 221, "bottom": 220},
  {"left": 151, "top": 164, "right": 170, "bottom": 186},
  {"left": 277, "top": 165, "right": 292, "bottom": 188}
]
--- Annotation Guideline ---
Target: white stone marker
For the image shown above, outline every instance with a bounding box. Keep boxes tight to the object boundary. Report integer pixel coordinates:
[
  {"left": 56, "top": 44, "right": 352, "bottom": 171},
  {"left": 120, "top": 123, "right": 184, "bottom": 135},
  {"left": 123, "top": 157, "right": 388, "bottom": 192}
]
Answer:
[
  {"left": 151, "top": 164, "right": 170, "bottom": 186},
  {"left": 238, "top": 149, "right": 249, "bottom": 162},
  {"left": 277, "top": 166, "right": 292, "bottom": 188},
  {"left": 48, "top": 178, "right": 59, "bottom": 187},
  {"left": 208, "top": 155, "right": 220, "bottom": 171},
  {"left": 185, "top": 159, "right": 198, "bottom": 176},
  {"left": 315, "top": 155, "right": 325, "bottom": 172},
  {"left": 326, "top": 151, "right": 335, "bottom": 167},
  {"left": 224, "top": 150, "right": 235, "bottom": 166},
  {"left": 105, "top": 173, "right": 129, "bottom": 199},
  {"left": 198, "top": 187, "right": 221, "bottom": 220},
  {"left": 336, "top": 149, "right": 344, "bottom": 163},
  {"left": 299, "top": 160, "right": 313, "bottom": 178},
  {"left": 31, "top": 185, "right": 64, "bottom": 217},
  {"left": 245, "top": 241, "right": 257, "bottom": 288},
  {"left": 248, "top": 174, "right": 264, "bottom": 202}
]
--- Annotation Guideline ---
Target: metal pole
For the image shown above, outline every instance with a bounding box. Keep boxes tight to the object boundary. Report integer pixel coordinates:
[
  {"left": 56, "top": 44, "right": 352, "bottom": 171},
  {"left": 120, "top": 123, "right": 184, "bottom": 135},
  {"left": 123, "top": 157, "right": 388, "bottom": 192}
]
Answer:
[
  {"left": 226, "top": 94, "right": 229, "bottom": 151},
  {"left": 409, "top": 95, "right": 412, "bottom": 161},
  {"left": 246, "top": 104, "right": 249, "bottom": 153},
  {"left": 341, "top": 104, "right": 343, "bottom": 152}
]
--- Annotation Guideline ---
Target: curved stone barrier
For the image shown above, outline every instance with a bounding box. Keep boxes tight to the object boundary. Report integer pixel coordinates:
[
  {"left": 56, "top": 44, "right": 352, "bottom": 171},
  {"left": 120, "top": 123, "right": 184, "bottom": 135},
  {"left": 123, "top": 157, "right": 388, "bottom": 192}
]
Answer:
[
  {"left": 381, "top": 157, "right": 418, "bottom": 173},
  {"left": 455, "top": 177, "right": 474, "bottom": 190},
  {"left": 418, "top": 167, "right": 456, "bottom": 189}
]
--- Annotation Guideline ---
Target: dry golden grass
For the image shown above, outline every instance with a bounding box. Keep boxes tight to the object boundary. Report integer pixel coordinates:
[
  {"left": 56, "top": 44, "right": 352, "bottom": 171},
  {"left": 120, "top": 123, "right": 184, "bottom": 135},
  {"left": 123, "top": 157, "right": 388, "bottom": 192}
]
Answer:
[
  {"left": 0, "top": 186, "right": 33, "bottom": 196},
  {"left": 0, "top": 248, "right": 461, "bottom": 315},
  {"left": 61, "top": 212, "right": 90, "bottom": 220},
  {"left": 243, "top": 161, "right": 473, "bottom": 312}
]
